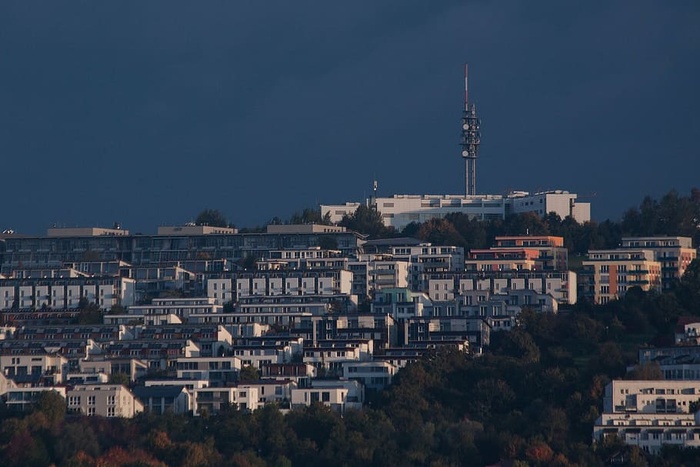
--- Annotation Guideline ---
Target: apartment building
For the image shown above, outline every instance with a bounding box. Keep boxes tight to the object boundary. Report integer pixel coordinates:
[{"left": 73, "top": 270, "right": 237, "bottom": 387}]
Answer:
[
  {"left": 580, "top": 249, "right": 662, "bottom": 304},
  {"left": 192, "top": 386, "right": 260, "bottom": 414},
  {"left": 593, "top": 380, "right": 700, "bottom": 454},
  {"left": 66, "top": 384, "right": 144, "bottom": 418},
  {"left": 492, "top": 236, "right": 568, "bottom": 271},
  {"left": 0, "top": 277, "right": 136, "bottom": 310},
  {"left": 457, "top": 271, "right": 577, "bottom": 305},
  {"left": 620, "top": 237, "right": 696, "bottom": 290},
  {"left": 290, "top": 379, "right": 363, "bottom": 413}
]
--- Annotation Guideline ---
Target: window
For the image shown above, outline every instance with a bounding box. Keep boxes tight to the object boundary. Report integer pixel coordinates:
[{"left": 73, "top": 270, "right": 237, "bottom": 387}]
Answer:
[{"left": 322, "top": 391, "right": 330, "bottom": 402}]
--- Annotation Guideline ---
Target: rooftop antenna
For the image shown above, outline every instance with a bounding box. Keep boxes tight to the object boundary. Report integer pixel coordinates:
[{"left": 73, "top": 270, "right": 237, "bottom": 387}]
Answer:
[
  {"left": 460, "top": 64, "right": 481, "bottom": 197},
  {"left": 370, "top": 178, "right": 379, "bottom": 210}
]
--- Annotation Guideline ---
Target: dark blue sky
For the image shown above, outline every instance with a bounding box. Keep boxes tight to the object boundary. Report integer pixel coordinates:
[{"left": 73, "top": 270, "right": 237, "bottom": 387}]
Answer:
[{"left": 1, "top": 1, "right": 699, "bottom": 234}]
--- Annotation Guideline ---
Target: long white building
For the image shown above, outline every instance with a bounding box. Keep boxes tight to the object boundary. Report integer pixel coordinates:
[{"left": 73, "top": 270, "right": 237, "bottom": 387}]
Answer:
[
  {"left": 322, "top": 190, "right": 591, "bottom": 231},
  {"left": 593, "top": 380, "right": 700, "bottom": 454}
]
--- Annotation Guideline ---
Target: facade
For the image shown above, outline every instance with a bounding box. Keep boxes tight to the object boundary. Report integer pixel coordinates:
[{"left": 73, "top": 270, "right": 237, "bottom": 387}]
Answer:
[
  {"left": 321, "top": 190, "right": 590, "bottom": 231},
  {"left": 132, "top": 385, "right": 192, "bottom": 414},
  {"left": 0, "top": 354, "right": 68, "bottom": 385},
  {"left": 0, "top": 277, "right": 136, "bottom": 311},
  {"left": 66, "top": 384, "right": 144, "bottom": 418},
  {"left": 127, "top": 297, "right": 221, "bottom": 321},
  {"left": 457, "top": 271, "right": 577, "bottom": 305},
  {"left": 620, "top": 236, "right": 696, "bottom": 290},
  {"left": 3, "top": 387, "right": 66, "bottom": 412},
  {"left": 492, "top": 236, "right": 568, "bottom": 271},
  {"left": 593, "top": 380, "right": 700, "bottom": 454},
  {"left": 192, "top": 386, "right": 260, "bottom": 414},
  {"left": 290, "top": 379, "right": 364, "bottom": 413},
  {"left": 0, "top": 229, "right": 364, "bottom": 275},
  {"left": 580, "top": 249, "right": 662, "bottom": 304},
  {"left": 342, "top": 360, "right": 397, "bottom": 391}
]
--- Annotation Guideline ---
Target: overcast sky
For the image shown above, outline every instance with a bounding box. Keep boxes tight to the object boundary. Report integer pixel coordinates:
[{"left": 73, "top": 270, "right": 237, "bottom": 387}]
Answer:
[{"left": 1, "top": 1, "right": 699, "bottom": 234}]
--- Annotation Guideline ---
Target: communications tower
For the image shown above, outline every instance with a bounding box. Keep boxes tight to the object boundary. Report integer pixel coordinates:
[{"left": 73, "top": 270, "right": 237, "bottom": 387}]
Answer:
[{"left": 460, "top": 64, "right": 481, "bottom": 196}]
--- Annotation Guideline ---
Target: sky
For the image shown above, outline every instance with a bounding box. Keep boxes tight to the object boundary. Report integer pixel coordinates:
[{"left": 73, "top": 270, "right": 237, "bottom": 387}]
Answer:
[{"left": 1, "top": 1, "right": 699, "bottom": 235}]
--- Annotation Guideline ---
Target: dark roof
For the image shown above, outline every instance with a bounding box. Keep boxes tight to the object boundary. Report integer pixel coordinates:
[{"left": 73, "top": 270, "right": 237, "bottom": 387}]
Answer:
[
  {"left": 363, "top": 237, "right": 422, "bottom": 248},
  {"left": 132, "top": 385, "right": 186, "bottom": 399}
]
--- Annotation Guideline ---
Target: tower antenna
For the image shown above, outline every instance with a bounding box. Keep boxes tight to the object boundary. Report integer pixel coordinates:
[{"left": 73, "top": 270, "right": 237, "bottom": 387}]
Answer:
[{"left": 461, "top": 64, "right": 481, "bottom": 196}]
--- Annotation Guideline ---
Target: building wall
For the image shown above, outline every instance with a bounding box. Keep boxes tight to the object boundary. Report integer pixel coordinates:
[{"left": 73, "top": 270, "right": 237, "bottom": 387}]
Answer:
[
  {"left": 593, "top": 380, "right": 700, "bottom": 454},
  {"left": 66, "top": 384, "right": 143, "bottom": 418}
]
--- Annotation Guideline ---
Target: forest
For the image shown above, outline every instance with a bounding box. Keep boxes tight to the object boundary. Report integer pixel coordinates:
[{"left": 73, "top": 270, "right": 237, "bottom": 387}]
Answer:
[{"left": 2, "top": 189, "right": 700, "bottom": 466}]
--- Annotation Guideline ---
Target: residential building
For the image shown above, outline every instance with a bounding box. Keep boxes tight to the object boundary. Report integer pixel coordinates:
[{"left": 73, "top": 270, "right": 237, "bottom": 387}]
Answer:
[
  {"left": 66, "top": 384, "right": 144, "bottom": 418},
  {"left": 620, "top": 237, "right": 696, "bottom": 290},
  {"left": 192, "top": 386, "right": 260, "bottom": 414},
  {"left": 132, "top": 385, "right": 192, "bottom": 414},
  {"left": 290, "top": 379, "right": 364, "bottom": 413},
  {"left": 593, "top": 380, "right": 700, "bottom": 454},
  {"left": 580, "top": 249, "right": 662, "bottom": 304}
]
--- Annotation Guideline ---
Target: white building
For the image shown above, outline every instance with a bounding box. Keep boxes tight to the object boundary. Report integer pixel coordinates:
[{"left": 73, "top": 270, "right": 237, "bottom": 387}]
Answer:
[
  {"left": 290, "top": 379, "right": 364, "bottom": 413},
  {"left": 342, "top": 360, "right": 397, "bottom": 391},
  {"left": 127, "top": 297, "right": 221, "bottom": 321},
  {"left": 322, "top": 190, "right": 590, "bottom": 231},
  {"left": 192, "top": 386, "right": 260, "bottom": 414},
  {"left": 0, "top": 277, "right": 136, "bottom": 310},
  {"left": 593, "top": 380, "right": 700, "bottom": 454},
  {"left": 66, "top": 384, "right": 144, "bottom": 418},
  {"left": 0, "top": 354, "right": 69, "bottom": 385}
]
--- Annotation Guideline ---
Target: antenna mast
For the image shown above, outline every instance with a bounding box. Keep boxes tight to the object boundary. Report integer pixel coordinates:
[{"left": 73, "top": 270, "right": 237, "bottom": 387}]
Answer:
[{"left": 460, "top": 64, "right": 481, "bottom": 196}]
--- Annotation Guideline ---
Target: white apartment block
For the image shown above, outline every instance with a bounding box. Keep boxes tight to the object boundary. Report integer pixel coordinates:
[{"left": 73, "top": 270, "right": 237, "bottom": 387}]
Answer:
[
  {"left": 175, "top": 356, "right": 242, "bottom": 381},
  {"left": 192, "top": 386, "right": 260, "bottom": 414},
  {"left": 620, "top": 236, "right": 696, "bottom": 290},
  {"left": 232, "top": 345, "right": 293, "bottom": 369},
  {"left": 581, "top": 250, "right": 662, "bottom": 304},
  {"left": 240, "top": 379, "right": 296, "bottom": 406},
  {"left": 66, "top": 384, "right": 144, "bottom": 418},
  {"left": 457, "top": 272, "right": 577, "bottom": 305},
  {"left": 348, "top": 257, "right": 409, "bottom": 299},
  {"left": 258, "top": 247, "right": 349, "bottom": 271},
  {"left": 0, "top": 354, "right": 68, "bottom": 385},
  {"left": 593, "top": 380, "right": 700, "bottom": 454},
  {"left": 342, "top": 361, "right": 397, "bottom": 391},
  {"left": 0, "top": 277, "right": 136, "bottom": 310},
  {"left": 235, "top": 271, "right": 353, "bottom": 299},
  {"left": 322, "top": 190, "right": 590, "bottom": 231},
  {"left": 290, "top": 379, "right": 364, "bottom": 413},
  {"left": 127, "top": 297, "right": 221, "bottom": 321}
]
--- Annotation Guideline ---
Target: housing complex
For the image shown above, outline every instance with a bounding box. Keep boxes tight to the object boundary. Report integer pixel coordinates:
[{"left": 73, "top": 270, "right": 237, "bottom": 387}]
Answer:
[{"left": 0, "top": 226, "right": 696, "bottom": 430}]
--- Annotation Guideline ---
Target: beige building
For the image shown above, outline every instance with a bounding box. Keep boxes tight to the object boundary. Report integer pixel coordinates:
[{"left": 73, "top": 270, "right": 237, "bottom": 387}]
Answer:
[
  {"left": 593, "top": 380, "right": 700, "bottom": 454},
  {"left": 620, "top": 236, "right": 696, "bottom": 290},
  {"left": 580, "top": 249, "right": 661, "bottom": 304},
  {"left": 66, "top": 384, "right": 144, "bottom": 418}
]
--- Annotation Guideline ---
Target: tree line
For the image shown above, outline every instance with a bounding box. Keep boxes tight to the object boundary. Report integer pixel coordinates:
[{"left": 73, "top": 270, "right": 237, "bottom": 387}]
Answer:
[{"left": 338, "top": 188, "right": 700, "bottom": 256}]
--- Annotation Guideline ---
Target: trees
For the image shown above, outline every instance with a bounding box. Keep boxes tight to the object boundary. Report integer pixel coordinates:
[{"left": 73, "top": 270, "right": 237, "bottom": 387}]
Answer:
[
  {"left": 339, "top": 204, "right": 391, "bottom": 238},
  {"left": 195, "top": 209, "right": 228, "bottom": 228}
]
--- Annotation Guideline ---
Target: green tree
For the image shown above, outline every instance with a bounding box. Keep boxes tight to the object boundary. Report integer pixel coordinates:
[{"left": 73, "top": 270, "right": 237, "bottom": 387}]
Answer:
[
  {"left": 339, "top": 204, "right": 391, "bottom": 238},
  {"left": 239, "top": 365, "right": 260, "bottom": 382},
  {"left": 33, "top": 390, "right": 66, "bottom": 426},
  {"left": 195, "top": 209, "right": 228, "bottom": 228}
]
